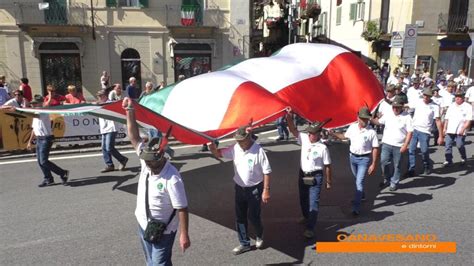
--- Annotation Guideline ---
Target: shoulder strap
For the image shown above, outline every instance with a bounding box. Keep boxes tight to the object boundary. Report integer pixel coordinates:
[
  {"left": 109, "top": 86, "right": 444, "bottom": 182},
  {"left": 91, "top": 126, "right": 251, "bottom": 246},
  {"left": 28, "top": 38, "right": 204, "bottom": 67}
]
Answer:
[{"left": 145, "top": 172, "right": 177, "bottom": 225}]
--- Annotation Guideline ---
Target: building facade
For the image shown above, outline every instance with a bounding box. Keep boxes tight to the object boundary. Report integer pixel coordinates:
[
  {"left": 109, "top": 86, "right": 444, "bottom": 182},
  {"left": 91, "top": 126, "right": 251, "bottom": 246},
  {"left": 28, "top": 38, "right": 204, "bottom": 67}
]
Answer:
[
  {"left": 0, "top": 0, "right": 253, "bottom": 98},
  {"left": 315, "top": 0, "right": 473, "bottom": 76}
]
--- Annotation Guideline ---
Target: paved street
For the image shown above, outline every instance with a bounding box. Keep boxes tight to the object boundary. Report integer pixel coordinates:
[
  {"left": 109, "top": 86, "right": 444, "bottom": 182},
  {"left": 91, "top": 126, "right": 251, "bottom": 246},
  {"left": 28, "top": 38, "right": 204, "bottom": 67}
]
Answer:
[{"left": 1, "top": 130, "right": 473, "bottom": 265}]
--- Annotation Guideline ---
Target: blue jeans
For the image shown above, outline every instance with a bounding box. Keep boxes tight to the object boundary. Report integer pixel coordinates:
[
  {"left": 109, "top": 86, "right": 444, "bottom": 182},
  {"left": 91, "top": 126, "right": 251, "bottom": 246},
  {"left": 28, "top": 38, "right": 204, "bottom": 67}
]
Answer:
[
  {"left": 138, "top": 225, "right": 176, "bottom": 266},
  {"left": 101, "top": 132, "right": 127, "bottom": 167},
  {"left": 298, "top": 169, "right": 323, "bottom": 230},
  {"left": 380, "top": 144, "right": 402, "bottom": 187},
  {"left": 276, "top": 117, "right": 289, "bottom": 139},
  {"left": 235, "top": 183, "right": 264, "bottom": 247},
  {"left": 349, "top": 154, "right": 371, "bottom": 213},
  {"left": 444, "top": 134, "right": 467, "bottom": 163},
  {"left": 408, "top": 129, "right": 430, "bottom": 171},
  {"left": 36, "top": 135, "right": 66, "bottom": 180}
]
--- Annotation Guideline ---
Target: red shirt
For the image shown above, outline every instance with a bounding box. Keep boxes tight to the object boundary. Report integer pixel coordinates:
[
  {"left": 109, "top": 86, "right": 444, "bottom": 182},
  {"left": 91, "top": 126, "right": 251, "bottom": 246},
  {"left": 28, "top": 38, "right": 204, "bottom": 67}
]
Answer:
[
  {"left": 65, "top": 93, "right": 86, "bottom": 104},
  {"left": 20, "top": 84, "right": 32, "bottom": 102},
  {"left": 44, "top": 94, "right": 66, "bottom": 106}
]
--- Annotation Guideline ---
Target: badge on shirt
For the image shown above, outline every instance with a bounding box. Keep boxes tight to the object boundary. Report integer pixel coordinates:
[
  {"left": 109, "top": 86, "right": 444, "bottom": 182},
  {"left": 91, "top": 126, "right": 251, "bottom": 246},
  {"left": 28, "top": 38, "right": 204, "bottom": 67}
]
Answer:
[{"left": 157, "top": 182, "right": 164, "bottom": 192}]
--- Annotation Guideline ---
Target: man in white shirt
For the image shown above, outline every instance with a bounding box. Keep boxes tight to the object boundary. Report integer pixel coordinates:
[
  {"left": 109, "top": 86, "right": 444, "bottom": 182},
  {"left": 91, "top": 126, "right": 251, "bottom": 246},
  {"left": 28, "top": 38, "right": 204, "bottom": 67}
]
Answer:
[
  {"left": 377, "top": 84, "right": 396, "bottom": 118},
  {"left": 123, "top": 97, "right": 190, "bottom": 265},
  {"left": 406, "top": 78, "right": 422, "bottom": 116},
  {"left": 26, "top": 95, "right": 69, "bottom": 187},
  {"left": 330, "top": 107, "right": 379, "bottom": 216},
  {"left": 465, "top": 85, "right": 474, "bottom": 123},
  {"left": 408, "top": 88, "right": 443, "bottom": 176},
  {"left": 1, "top": 89, "right": 29, "bottom": 108},
  {"left": 209, "top": 125, "right": 271, "bottom": 255},
  {"left": 443, "top": 90, "right": 472, "bottom": 166},
  {"left": 386, "top": 68, "right": 399, "bottom": 85},
  {"left": 97, "top": 89, "right": 128, "bottom": 172},
  {"left": 373, "top": 96, "right": 413, "bottom": 191},
  {"left": 286, "top": 114, "right": 332, "bottom": 239}
]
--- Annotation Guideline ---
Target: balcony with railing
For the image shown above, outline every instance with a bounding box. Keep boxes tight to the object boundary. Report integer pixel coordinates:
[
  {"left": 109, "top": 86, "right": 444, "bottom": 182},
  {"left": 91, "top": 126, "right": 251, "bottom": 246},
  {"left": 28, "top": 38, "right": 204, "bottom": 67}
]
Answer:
[
  {"left": 165, "top": 4, "right": 224, "bottom": 28},
  {"left": 438, "top": 13, "right": 471, "bottom": 33},
  {"left": 14, "top": 1, "right": 89, "bottom": 27}
]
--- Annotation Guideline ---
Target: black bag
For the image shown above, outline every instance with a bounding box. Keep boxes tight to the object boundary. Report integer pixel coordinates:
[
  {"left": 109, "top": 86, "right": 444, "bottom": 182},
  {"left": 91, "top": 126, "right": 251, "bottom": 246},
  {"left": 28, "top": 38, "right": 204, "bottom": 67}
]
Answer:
[{"left": 143, "top": 173, "right": 176, "bottom": 244}]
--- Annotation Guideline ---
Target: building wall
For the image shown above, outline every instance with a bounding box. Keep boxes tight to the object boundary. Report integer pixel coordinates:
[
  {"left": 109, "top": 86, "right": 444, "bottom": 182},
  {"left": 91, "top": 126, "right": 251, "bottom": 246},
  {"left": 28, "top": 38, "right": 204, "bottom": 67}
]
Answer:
[{"left": 0, "top": 0, "right": 239, "bottom": 97}]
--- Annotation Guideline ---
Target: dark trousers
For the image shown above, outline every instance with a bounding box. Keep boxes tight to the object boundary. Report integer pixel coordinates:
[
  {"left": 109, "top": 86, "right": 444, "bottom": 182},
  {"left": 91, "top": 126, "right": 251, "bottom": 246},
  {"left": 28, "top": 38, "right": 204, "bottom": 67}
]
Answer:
[
  {"left": 235, "top": 183, "right": 264, "bottom": 247},
  {"left": 36, "top": 135, "right": 66, "bottom": 181}
]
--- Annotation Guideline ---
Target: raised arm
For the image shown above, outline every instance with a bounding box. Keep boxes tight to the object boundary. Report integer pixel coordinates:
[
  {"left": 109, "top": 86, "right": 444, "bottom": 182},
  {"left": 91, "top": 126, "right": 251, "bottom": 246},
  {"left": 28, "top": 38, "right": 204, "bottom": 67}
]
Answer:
[
  {"left": 285, "top": 113, "right": 299, "bottom": 137},
  {"left": 208, "top": 142, "right": 222, "bottom": 158},
  {"left": 123, "top": 97, "right": 142, "bottom": 150}
]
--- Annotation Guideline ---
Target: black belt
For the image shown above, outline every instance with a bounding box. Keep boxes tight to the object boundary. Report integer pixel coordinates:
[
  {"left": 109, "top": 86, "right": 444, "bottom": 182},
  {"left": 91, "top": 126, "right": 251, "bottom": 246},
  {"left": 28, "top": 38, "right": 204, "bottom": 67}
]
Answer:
[
  {"left": 303, "top": 170, "right": 323, "bottom": 176},
  {"left": 37, "top": 135, "right": 53, "bottom": 139},
  {"left": 350, "top": 152, "right": 371, "bottom": 157}
]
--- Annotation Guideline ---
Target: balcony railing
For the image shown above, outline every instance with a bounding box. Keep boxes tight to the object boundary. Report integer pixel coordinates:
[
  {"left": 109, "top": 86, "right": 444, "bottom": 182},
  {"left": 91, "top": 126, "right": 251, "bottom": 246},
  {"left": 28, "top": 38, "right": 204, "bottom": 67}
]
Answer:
[
  {"left": 438, "top": 13, "right": 471, "bottom": 33},
  {"left": 14, "top": 1, "right": 88, "bottom": 26},
  {"left": 165, "top": 4, "right": 223, "bottom": 28}
]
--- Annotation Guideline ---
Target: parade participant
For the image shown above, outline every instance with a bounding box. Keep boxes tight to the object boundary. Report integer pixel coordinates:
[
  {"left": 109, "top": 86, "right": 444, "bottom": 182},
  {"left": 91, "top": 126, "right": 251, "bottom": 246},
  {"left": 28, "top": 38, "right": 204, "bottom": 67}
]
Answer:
[
  {"left": 386, "top": 68, "right": 399, "bottom": 85},
  {"left": 209, "top": 126, "right": 271, "bottom": 255},
  {"left": 19, "top": 77, "right": 32, "bottom": 102},
  {"left": 407, "top": 88, "right": 443, "bottom": 176},
  {"left": 27, "top": 95, "right": 69, "bottom": 187},
  {"left": 394, "top": 83, "right": 408, "bottom": 105},
  {"left": 43, "top": 85, "right": 66, "bottom": 107},
  {"left": 372, "top": 96, "right": 413, "bottom": 191},
  {"left": 108, "top": 83, "right": 123, "bottom": 101},
  {"left": 431, "top": 86, "right": 444, "bottom": 145},
  {"left": 123, "top": 97, "right": 190, "bottom": 265},
  {"left": 96, "top": 89, "right": 128, "bottom": 173},
  {"left": 406, "top": 78, "right": 422, "bottom": 116},
  {"left": 329, "top": 107, "right": 379, "bottom": 216},
  {"left": 377, "top": 84, "right": 396, "bottom": 118},
  {"left": 286, "top": 114, "right": 332, "bottom": 238},
  {"left": 64, "top": 85, "right": 86, "bottom": 104},
  {"left": 443, "top": 90, "right": 472, "bottom": 166},
  {"left": 2, "top": 89, "right": 29, "bottom": 108}
]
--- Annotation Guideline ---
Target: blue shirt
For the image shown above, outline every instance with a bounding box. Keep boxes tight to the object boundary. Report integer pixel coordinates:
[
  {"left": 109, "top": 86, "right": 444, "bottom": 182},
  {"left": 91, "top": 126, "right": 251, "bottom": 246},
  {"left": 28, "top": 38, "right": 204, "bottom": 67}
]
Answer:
[{"left": 0, "top": 87, "right": 10, "bottom": 105}]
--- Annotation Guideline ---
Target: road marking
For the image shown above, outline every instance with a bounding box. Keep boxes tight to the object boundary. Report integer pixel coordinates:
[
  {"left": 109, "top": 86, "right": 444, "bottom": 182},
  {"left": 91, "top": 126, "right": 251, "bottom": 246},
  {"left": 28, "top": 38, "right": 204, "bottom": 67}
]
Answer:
[{"left": 0, "top": 129, "right": 278, "bottom": 165}]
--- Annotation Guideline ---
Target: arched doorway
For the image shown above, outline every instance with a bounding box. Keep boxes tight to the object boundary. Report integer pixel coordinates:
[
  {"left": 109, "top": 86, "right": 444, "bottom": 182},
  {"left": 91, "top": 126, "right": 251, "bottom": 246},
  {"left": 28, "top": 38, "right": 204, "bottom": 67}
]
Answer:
[
  {"left": 121, "top": 48, "right": 142, "bottom": 93},
  {"left": 39, "top": 42, "right": 82, "bottom": 95}
]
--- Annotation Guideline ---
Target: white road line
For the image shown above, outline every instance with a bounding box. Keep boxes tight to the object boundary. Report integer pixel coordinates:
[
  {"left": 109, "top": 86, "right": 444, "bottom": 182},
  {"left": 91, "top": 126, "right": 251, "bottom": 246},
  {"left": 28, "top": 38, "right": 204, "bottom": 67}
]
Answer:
[{"left": 0, "top": 129, "right": 278, "bottom": 165}]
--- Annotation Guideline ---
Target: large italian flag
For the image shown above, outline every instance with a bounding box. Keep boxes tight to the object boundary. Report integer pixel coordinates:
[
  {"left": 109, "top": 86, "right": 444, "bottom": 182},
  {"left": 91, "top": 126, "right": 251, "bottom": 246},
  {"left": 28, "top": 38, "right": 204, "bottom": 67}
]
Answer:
[{"left": 17, "top": 43, "right": 384, "bottom": 145}]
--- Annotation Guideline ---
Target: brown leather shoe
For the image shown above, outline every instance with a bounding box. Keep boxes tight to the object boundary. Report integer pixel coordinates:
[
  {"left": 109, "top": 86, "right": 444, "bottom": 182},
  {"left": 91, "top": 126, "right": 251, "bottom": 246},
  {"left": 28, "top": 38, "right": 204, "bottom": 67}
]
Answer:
[{"left": 100, "top": 165, "right": 115, "bottom": 173}]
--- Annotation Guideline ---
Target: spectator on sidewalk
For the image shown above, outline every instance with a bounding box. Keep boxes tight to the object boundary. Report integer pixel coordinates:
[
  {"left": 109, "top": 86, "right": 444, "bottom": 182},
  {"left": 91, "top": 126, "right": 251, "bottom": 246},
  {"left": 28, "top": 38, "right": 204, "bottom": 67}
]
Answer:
[
  {"left": 2, "top": 89, "right": 29, "bottom": 108},
  {"left": 329, "top": 107, "right": 379, "bottom": 216},
  {"left": 96, "top": 89, "right": 128, "bottom": 173},
  {"left": 25, "top": 95, "right": 69, "bottom": 187},
  {"left": 286, "top": 113, "right": 332, "bottom": 239},
  {"left": 276, "top": 116, "right": 289, "bottom": 141},
  {"left": 126, "top": 77, "right": 140, "bottom": 99},
  {"left": 123, "top": 97, "right": 190, "bottom": 265},
  {"left": 19, "top": 78, "right": 32, "bottom": 102},
  {"left": 0, "top": 79, "right": 9, "bottom": 105},
  {"left": 209, "top": 126, "right": 271, "bottom": 255},
  {"left": 108, "top": 84, "right": 124, "bottom": 102},
  {"left": 100, "top": 71, "right": 110, "bottom": 89},
  {"left": 64, "top": 85, "right": 86, "bottom": 104},
  {"left": 43, "top": 85, "right": 66, "bottom": 107}
]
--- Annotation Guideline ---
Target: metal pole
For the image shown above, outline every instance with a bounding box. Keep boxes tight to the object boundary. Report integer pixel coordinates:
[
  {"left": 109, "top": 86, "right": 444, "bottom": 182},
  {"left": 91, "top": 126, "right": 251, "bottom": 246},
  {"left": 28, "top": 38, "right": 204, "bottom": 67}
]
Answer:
[
  {"left": 288, "top": 3, "right": 292, "bottom": 44},
  {"left": 90, "top": 0, "right": 96, "bottom": 40}
]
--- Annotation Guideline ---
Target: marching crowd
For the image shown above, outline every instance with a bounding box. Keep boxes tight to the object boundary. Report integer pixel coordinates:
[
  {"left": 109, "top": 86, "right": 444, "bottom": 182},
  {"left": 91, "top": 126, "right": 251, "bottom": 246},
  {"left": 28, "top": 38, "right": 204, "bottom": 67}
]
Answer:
[{"left": 1, "top": 65, "right": 473, "bottom": 265}]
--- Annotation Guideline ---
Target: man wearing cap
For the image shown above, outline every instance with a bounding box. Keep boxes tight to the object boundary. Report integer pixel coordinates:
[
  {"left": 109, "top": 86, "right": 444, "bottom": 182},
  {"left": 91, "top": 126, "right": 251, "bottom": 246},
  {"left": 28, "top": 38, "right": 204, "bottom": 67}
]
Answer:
[
  {"left": 209, "top": 126, "right": 271, "bottom": 255},
  {"left": 96, "top": 89, "right": 128, "bottom": 173},
  {"left": 372, "top": 96, "right": 413, "bottom": 191},
  {"left": 377, "top": 84, "right": 396, "bottom": 118},
  {"left": 407, "top": 88, "right": 443, "bottom": 176},
  {"left": 122, "top": 97, "right": 190, "bottom": 265},
  {"left": 330, "top": 107, "right": 379, "bottom": 216},
  {"left": 286, "top": 114, "right": 332, "bottom": 238},
  {"left": 431, "top": 86, "right": 444, "bottom": 145},
  {"left": 406, "top": 78, "right": 422, "bottom": 117},
  {"left": 394, "top": 84, "right": 408, "bottom": 105},
  {"left": 442, "top": 90, "right": 472, "bottom": 166},
  {"left": 27, "top": 95, "right": 69, "bottom": 187}
]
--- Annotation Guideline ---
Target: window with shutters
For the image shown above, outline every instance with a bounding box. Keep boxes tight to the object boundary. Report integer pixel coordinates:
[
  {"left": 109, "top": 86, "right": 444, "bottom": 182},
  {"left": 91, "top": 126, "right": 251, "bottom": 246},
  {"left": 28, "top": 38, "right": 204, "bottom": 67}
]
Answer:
[
  {"left": 336, "top": 6, "right": 341, "bottom": 25},
  {"left": 106, "top": 0, "right": 148, "bottom": 8},
  {"left": 350, "top": 1, "right": 365, "bottom": 21}
]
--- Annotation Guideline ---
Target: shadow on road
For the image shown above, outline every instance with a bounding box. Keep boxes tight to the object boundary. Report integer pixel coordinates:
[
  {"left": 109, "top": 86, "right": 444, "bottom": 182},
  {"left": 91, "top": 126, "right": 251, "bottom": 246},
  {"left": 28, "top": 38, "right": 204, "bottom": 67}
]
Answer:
[{"left": 113, "top": 141, "right": 460, "bottom": 263}]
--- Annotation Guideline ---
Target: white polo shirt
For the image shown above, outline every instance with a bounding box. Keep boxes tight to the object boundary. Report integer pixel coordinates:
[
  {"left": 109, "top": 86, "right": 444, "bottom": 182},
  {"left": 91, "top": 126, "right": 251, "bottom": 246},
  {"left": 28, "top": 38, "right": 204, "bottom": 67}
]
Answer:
[
  {"left": 466, "top": 86, "right": 474, "bottom": 103},
  {"left": 378, "top": 99, "right": 393, "bottom": 118},
  {"left": 407, "top": 87, "right": 422, "bottom": 107},
  {"left": 32, "top": 114, "right": 52, "bottom": 137},
  {"left": 432, "top": 95, "right": 443, "bottom": 107},
  {"left": 439, "top": 89, "right": 454, "bottom": 108},
  {"left": 445, "top": 102, "right": 473, "bottom": 135},
  {"left": 412, "top": 100, "right": 440, "bottom": 134},
  {"left": 297, "top": 133, "right": 331, "bottom": 172},
  {"left": 221, "top": 142, "right": 272, "bottom": 187},
  {"left": 135, "top": 143, "right": 188, "bottom": 233},
  {"left": 99, "top": 118, "right": 116, "bottom": 134},
  {"left": 379, "top": 111, "right": 413, "bottom": 147},
  {"left": 344, "top": 123, "right": 379, "bottom": 155}
]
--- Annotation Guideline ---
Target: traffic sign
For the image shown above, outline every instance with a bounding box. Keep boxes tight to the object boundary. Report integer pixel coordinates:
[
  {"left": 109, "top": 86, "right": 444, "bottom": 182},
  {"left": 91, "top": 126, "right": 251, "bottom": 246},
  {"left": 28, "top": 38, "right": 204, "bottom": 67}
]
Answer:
[
  {"left": 403, "top": 24, "right": 417, "bottom": 65},
  {"left": 391, "top": 31, "right": 404, "bottom": 48}
]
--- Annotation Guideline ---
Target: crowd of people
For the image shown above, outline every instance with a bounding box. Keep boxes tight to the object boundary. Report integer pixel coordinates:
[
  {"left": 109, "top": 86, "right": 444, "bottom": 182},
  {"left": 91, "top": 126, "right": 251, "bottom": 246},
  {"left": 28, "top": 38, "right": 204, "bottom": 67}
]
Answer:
[{"left": 1, "top": 65, "right": 473, "bottom": 264}]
